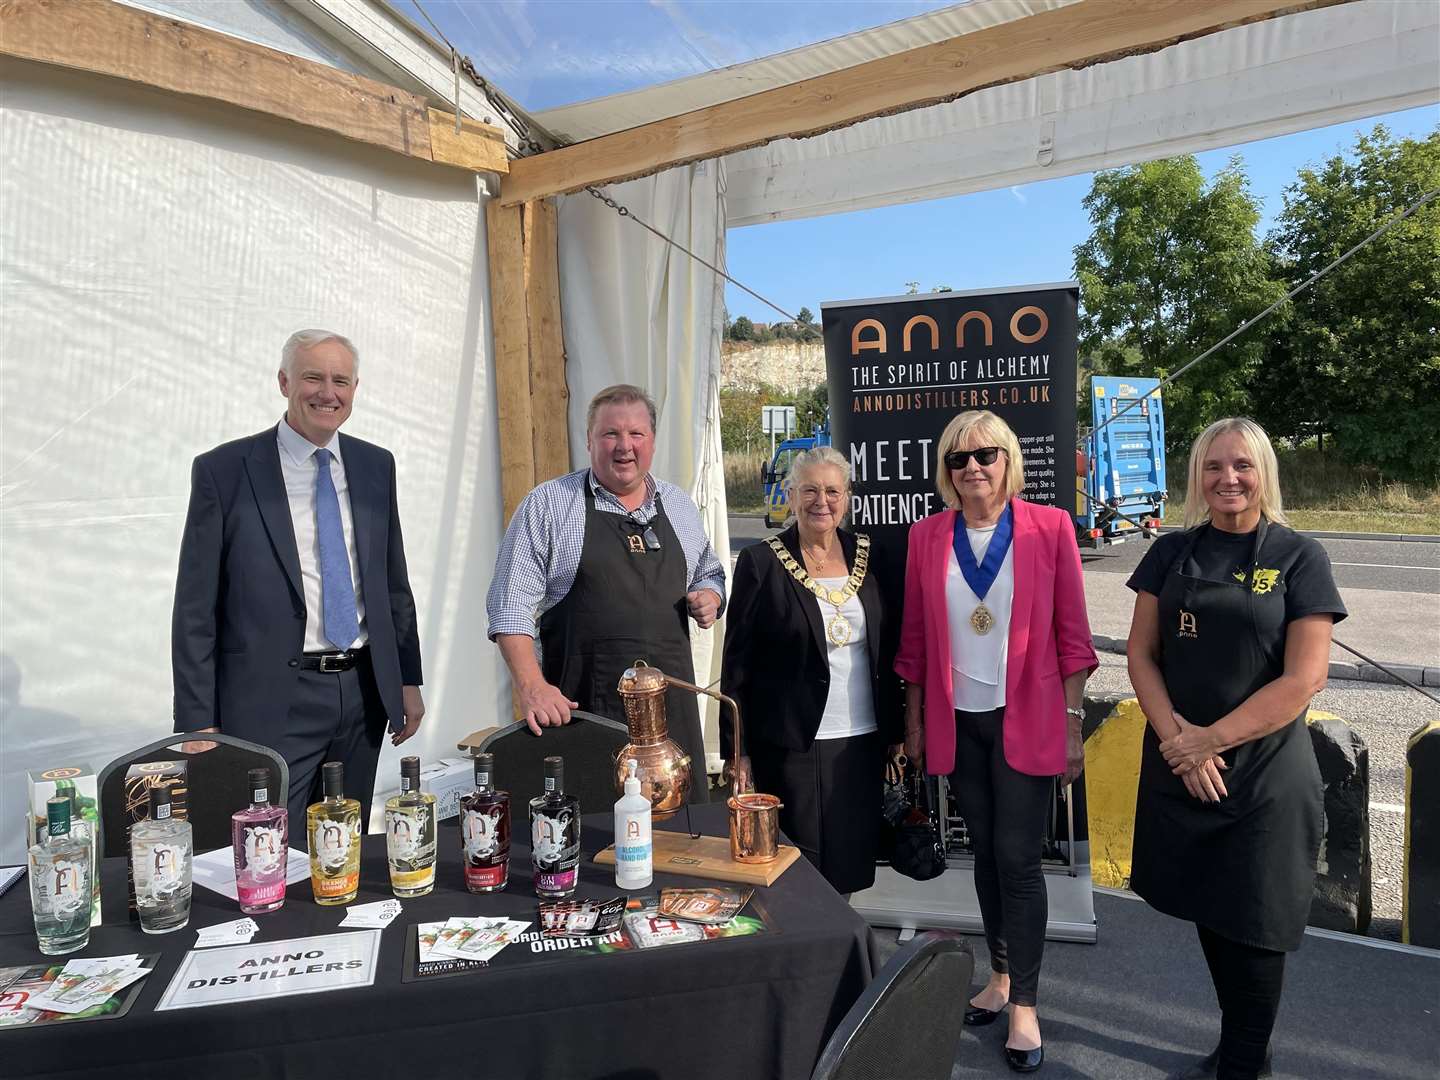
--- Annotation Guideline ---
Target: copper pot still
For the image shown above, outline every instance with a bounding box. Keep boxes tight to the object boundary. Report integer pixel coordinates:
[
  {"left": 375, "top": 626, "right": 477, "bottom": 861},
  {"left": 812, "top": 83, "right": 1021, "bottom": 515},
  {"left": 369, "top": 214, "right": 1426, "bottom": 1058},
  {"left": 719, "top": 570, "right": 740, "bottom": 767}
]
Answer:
[
  {"left": 614, "top": 661, "right": 782, "bottom": 863},
  {"left": 615, "top": 662, "right": 691, "bottom": 820}
]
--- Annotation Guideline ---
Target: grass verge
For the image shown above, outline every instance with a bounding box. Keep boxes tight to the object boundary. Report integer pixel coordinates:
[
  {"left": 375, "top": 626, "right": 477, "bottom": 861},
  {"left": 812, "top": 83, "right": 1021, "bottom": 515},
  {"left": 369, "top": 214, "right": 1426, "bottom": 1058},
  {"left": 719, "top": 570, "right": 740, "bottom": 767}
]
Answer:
[{"left": 725, "top": 450, "right": 768, "bottom": 514}]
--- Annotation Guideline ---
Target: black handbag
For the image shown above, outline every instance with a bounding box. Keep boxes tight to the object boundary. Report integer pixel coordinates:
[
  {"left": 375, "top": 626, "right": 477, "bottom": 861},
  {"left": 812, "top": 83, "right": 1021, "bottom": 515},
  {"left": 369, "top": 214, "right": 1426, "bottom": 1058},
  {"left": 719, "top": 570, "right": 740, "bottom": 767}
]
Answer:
[
  {"left": 877, "top": 757, "right": 909, "bottom": 862},
  {"left": 887, "top": 766, "right": 947, "bottom": 881}
]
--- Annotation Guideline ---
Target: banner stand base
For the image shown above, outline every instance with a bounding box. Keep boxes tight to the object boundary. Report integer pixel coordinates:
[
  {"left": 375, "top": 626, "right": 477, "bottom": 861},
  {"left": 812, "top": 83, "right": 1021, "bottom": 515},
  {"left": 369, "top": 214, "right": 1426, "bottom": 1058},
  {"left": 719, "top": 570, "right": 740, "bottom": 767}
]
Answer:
[{"left": 852, "top": 859, "right": 1098, "bottom": 944}]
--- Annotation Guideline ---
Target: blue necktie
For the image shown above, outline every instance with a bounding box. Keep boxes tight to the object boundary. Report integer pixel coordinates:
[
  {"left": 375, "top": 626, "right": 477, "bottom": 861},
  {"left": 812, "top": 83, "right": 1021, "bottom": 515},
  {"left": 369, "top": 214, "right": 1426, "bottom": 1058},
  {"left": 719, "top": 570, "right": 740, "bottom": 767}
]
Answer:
[{"left": 313, "top": 448, "right": 359, "bottom": 650}]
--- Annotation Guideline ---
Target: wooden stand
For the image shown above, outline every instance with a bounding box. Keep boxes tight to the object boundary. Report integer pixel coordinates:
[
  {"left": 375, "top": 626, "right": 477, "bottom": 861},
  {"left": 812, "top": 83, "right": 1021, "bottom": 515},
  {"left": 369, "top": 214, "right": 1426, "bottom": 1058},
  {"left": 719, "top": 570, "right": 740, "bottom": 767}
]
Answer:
[{"left": 594, "top": 832, "right": 801, "bottom": 887}]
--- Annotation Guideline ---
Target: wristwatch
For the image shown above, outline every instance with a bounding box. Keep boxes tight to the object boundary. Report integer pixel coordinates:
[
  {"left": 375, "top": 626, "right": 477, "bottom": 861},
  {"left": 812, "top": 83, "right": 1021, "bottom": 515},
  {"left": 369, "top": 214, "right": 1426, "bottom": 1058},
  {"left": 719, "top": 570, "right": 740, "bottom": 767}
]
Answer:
[{"left": 1065, "top": 706, "right": 1084, "bottom": 720}]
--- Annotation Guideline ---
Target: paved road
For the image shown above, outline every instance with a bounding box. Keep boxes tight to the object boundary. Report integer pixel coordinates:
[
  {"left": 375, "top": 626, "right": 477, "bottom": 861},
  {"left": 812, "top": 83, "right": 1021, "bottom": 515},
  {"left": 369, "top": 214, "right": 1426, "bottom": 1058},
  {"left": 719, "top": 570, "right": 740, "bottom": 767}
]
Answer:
[
  {"left": 726, "top": 514, "right": 1440, "bottom": 936},
  {"left": 1078, "top": 533, "right": 1440, "bottom": 595}
]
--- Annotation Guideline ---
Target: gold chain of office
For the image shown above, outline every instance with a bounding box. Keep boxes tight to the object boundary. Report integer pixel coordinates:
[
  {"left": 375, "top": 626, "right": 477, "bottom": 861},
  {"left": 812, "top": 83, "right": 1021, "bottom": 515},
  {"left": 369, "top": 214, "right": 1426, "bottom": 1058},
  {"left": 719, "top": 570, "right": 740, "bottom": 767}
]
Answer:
[{"left": 766, "top": 534, "right": 870, "bottom": 646}]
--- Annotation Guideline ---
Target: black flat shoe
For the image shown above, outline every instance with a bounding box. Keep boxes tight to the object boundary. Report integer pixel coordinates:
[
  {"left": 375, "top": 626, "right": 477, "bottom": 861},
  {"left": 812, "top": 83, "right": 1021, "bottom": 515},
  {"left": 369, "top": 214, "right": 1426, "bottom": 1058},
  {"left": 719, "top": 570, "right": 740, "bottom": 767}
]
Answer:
[
  {"left": 963, "top": 1003, "right": 1006, "bottom": 1025},
  {"left": 1171, "top": 1046, "right": 1272, "bottom": 1080},
  {"left": 1005, "top": 1044, "right": 1043, "bottom": 1073}
]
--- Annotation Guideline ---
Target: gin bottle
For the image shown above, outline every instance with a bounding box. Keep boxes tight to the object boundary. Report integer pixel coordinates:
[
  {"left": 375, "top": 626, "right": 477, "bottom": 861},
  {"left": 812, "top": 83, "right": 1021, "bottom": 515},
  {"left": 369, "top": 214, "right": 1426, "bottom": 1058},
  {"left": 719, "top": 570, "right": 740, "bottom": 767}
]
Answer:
[
  {"left": 307, "top": 761, "right": 361, "bottom": 905},
  {"left": 62, "top": 786, "right": 102, "bottom": 928},
  {"left": 131, "top": 783, "right": 193, "bottom": 934},
  {"left": 231, "top": 767, "right": 288, "bottom": 914},
  {"left": 384, "top": 756, "right": 436, "bottom": 898},
  {"left": 460, "top": 753, "right": 510, "bottom": 893},
  {"left": 27, "top": 796, "right": 93, "bottom": 955},
  {"left": 529, "top": 756, "right": 579, "bottom": 899}
]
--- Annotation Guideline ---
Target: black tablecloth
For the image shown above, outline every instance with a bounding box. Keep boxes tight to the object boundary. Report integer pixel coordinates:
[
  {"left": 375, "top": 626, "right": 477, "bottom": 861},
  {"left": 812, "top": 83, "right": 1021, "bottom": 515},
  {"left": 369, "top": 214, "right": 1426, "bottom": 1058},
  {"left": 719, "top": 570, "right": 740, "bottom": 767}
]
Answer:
[{"left": 1, "top": 803, "right": 875, "bottom": 1079}]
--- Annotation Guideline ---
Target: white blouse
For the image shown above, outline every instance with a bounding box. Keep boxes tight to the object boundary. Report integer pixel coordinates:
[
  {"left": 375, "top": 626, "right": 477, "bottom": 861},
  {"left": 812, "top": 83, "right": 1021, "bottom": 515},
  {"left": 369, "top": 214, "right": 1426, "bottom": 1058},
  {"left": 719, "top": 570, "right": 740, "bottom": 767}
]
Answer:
[
  {"left": 945, "top": 523, "right": 1014, "bottom": 712},
  {"left": 812, "top": 577, "right": 878, "bottom": 740}
]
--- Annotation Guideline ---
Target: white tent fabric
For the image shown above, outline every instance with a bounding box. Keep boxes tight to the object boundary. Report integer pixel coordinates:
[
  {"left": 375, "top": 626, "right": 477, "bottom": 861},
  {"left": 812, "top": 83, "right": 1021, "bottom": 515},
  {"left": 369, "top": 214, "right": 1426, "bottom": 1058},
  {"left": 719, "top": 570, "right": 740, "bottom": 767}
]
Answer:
[
  {"left": 555, "top": 162, "right": 731, "bottom": 766},
  {"left": 533, "top": 0, "right": 1077, "bottom": 143},
  {"left": 0, "top": 58, "right": 507, "bottom": 864},
  {"left": 534, "top": 0, "right": 1439, "bottom": 227}
]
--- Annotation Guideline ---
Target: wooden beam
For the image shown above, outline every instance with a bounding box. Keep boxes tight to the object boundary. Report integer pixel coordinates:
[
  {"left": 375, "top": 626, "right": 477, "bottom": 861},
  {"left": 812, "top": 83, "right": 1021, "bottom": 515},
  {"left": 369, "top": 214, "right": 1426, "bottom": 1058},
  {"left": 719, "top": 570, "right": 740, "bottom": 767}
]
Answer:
[
  {"left": 428, "top": 108, "right": 510, "bottom": 174},
  {"left": 0, "top": 0, "right": 507, "bottom": 174},
  {"left": 522, "top": 200, "right": 571, "bottom": 487},
  {"left": 486, "top": 200, "right": 539, "bottom": 525},
  {"left": 500, "top": 0, "right": 1342, "bottom": 205}
]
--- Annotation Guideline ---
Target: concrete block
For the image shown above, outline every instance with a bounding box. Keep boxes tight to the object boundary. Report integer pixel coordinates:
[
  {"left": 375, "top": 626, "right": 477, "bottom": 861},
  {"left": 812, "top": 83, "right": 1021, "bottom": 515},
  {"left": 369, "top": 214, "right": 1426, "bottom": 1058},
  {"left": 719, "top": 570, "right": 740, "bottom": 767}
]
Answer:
[
  {"left": 1423, "top": 668, "right": 1440, "bottom": 688},
  {"left": 1327, "top": 661, "right": 1362, "bottom": 682},
  {"left": 1404, "top": 721, "right": 1440, "bottom": 947},
  {"left": 1305, "top": 712, "right": 1371, "bottom": 935},
  {"left": 1091, "top": 633, "right": 1126, "bottom": 656},
  {"left": 1081, "top": 696, "right": 1144, "bottom": 890},
  {"left": 1359, "top": 663, "right": 1423, "bottom": 686}
]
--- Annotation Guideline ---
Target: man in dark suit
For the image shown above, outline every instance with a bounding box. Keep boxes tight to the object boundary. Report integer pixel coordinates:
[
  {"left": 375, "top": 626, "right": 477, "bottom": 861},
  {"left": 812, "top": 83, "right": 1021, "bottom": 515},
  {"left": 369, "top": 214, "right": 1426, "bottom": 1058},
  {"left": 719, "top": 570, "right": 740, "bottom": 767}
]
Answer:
[{"left": 172, "top": 330, "right": 425, "bottom": 839}]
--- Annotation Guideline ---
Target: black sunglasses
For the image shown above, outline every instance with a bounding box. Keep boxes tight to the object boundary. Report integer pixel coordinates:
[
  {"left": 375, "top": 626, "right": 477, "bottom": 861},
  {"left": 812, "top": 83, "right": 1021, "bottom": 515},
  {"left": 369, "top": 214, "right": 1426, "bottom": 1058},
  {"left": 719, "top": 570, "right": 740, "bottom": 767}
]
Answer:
[
  {"left": 623, "top": 519, "right": 662, "bottom": 551},
  {"left": 944, "top": 446, "right": 1004, "bottom": 469}
]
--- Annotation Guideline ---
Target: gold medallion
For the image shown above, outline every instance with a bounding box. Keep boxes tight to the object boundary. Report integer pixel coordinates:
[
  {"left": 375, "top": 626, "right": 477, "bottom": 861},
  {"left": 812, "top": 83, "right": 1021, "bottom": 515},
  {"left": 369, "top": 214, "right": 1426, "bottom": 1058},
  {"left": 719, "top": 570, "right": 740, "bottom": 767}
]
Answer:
[
  {"left": 970, "top": 603, "right": 995, "bottom": 635},
  {"left": 766, "top": 535, "right": 871, "bottom": 652}
]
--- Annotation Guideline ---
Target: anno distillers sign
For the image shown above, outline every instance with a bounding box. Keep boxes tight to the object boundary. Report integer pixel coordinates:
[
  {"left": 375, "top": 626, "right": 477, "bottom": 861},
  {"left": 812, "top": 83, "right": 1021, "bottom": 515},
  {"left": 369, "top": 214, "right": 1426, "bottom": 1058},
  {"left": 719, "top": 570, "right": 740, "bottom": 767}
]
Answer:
[{"left": 156, "top": 930, "right": 381, "bottom": 1010}]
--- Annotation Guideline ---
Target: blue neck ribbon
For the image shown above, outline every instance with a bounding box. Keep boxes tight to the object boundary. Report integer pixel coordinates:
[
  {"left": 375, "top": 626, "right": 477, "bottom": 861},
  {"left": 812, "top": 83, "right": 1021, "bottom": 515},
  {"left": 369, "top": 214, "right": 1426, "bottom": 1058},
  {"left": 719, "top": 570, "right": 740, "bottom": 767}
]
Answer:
[{"left": 952, "top": 505, "right": 1014, "bottom": 602}]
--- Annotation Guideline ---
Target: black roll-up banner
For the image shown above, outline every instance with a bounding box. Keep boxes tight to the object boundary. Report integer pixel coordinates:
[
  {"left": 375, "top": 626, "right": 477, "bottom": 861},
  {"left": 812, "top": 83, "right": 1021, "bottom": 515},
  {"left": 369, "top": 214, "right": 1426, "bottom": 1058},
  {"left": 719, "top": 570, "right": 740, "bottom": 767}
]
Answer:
[{"left": 821, "top": 282, "right": 1079, "bottom": 613}]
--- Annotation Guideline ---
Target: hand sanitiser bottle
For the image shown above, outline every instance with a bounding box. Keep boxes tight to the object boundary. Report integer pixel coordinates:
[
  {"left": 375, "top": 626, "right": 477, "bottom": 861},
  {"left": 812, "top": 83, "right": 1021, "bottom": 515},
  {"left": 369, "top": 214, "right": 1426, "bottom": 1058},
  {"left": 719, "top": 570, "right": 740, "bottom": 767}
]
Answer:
[{"left": 613, "top": 758, "right": 652, "bottom": 890}]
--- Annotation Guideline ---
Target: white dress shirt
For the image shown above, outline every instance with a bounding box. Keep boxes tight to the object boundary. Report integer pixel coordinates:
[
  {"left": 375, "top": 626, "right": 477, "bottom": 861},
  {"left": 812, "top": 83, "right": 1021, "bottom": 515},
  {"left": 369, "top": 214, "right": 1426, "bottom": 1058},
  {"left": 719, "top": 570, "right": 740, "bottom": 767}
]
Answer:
[
  {"left": 276, "top": 419, "right": 368, "bottom": 652},
  {"left": 946, "top": 523, "right": 1014, "bottom": 712},
  {"left": 812, "top": 578, "right": 878, "bottom": 740}
]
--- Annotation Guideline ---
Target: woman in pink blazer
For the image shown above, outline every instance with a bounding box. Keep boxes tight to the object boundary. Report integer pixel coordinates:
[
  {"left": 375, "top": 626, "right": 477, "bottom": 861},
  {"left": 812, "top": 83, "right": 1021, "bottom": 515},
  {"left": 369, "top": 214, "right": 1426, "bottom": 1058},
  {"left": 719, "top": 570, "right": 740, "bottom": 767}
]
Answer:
[{"left": 895, "top": 409, "right": 1096, "bottom": 1074}]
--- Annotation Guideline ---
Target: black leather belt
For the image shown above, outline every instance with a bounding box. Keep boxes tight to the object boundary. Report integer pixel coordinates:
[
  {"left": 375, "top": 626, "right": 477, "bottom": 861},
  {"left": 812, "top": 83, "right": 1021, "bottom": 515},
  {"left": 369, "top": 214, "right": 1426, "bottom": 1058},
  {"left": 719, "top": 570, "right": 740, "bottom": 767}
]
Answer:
[{"left": 300, "top": 647, "right": 367, "bottom": 673}]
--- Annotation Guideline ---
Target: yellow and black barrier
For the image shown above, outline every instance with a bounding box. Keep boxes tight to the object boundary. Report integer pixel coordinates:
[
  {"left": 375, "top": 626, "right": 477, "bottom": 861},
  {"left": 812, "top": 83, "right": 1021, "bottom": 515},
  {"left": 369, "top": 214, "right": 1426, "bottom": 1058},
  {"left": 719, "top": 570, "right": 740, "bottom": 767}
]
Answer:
[
  {"left": 1082, "top": 698, "right": 1372, "bottom": 934},
  {"left": 1403, "top": 721, "right": 1440, "bottom": 947}
]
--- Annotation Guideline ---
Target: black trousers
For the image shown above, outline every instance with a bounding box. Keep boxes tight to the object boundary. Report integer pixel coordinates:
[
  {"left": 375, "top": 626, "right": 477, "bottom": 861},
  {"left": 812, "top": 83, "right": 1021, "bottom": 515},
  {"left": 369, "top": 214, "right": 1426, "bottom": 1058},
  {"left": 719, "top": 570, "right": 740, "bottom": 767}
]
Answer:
[
  {"left": 1197, "top": 924, "right": 1286, "bottom": 1080},
  {"left": 279, "top": 656, "right": 387, "bottom": 845},
  {"left": 951, "top": 707, "right": 1053, "bottom": 1007}
]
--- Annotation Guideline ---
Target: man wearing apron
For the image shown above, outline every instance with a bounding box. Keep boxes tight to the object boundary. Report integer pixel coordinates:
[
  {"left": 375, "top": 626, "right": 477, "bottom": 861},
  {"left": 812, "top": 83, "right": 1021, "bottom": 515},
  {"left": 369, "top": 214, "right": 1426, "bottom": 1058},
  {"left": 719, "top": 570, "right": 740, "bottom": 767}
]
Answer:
[
  {"left": 486, "top": 385, "right": 726, "bottom": 801},
  {"left": 1125, "top": 419, "right": 1346, "bottom": 1080}
]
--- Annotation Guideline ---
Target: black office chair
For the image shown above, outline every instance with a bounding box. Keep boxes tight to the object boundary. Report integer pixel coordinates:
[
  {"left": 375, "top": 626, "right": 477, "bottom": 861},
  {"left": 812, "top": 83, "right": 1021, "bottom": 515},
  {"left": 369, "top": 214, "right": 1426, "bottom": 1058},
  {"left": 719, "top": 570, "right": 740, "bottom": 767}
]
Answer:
[
  {"left": 811, "top": 931, "right": 975, "bottom": 1080},
  {"left": 97, "top": 733, "right": 289, "bottom": 857},
  {"left": 457, "top": 710, "right": 630, "bottom": 812}
]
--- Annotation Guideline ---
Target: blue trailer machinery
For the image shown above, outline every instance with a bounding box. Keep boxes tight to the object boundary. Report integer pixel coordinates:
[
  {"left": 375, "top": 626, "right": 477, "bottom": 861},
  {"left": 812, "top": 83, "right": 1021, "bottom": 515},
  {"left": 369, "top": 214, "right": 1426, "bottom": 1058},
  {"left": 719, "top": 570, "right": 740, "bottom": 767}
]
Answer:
[
  {"left": 1076, "top": 376, "right": 1167, "bottom": 547},
  {"left": 760, "top": 420, "right": 831, "bottom": 528}
]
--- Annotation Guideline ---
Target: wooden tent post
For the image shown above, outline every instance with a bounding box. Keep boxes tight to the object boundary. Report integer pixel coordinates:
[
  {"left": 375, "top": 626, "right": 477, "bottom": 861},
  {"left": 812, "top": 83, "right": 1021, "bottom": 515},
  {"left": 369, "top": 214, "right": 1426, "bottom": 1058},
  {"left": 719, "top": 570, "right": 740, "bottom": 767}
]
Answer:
[{"left": 486, "top": 198, "right": 571, "bottom": 525}]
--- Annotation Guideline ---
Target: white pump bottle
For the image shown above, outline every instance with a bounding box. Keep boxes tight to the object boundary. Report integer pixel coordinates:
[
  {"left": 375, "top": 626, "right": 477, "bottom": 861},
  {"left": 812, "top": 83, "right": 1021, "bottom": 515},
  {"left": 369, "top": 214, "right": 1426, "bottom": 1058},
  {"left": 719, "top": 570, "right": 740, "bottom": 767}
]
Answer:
[{"left": 613, "top": 758, "right": 653, "bottom": 889}]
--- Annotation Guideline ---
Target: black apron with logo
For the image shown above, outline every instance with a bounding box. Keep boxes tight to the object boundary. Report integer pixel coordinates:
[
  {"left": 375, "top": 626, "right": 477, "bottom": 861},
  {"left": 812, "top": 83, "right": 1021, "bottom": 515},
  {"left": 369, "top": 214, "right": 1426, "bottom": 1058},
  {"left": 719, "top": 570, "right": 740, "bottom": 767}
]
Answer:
[
  {"left": 1130, "top": 520, "right": 1321, "bottom": 951},
  {"left": 538, "top": 479, "right": 707, "bottom": 803}
]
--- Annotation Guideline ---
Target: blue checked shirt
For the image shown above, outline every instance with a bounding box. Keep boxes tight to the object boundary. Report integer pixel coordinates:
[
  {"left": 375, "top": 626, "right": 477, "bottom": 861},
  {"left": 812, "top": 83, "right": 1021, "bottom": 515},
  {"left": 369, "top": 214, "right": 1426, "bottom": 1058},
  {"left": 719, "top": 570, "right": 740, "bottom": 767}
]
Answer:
[{"left": 487, "top": 469, "right": 727, "bottom": 639}]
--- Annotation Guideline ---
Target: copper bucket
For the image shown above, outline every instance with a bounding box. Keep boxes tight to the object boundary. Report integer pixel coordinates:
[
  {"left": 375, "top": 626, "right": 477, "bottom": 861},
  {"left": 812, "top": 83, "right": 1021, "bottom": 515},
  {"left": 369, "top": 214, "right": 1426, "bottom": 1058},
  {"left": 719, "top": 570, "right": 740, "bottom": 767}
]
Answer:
[{"left": 727, "top": 792, "right": 783, "bottom": 863}]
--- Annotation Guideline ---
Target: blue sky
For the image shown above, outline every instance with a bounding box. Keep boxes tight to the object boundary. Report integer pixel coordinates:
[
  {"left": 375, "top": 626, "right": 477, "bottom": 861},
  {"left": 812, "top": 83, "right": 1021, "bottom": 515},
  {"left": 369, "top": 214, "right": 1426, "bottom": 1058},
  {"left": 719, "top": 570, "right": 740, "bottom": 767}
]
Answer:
[
  {"left": 723, "top": 105, "right": 1439, "bottom": 322},
  {"left": 417, "top": 2, "right": 1438, "bottom": 322}
]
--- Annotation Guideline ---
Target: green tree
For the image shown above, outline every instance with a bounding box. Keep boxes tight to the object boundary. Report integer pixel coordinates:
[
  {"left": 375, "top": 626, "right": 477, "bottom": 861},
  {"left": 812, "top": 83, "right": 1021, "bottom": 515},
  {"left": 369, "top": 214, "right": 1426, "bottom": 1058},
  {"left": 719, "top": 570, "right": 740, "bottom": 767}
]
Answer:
[
  {"left": 729, "top": 315, "right": 755, "bottom": 342},
  {"left": 719, "top": 387, "right": 763, "bottom": 452},
  {"left": 795, "top": 382, "right": 829, "bottom": 434},
  {"left": 1073, "top": 156, "right": 1284, "bottom": 454},
  {"left": 1253, "top": 125, "right": 1440, "bottom": 482},
  {"left": 796, "top": 306, "right": 815, "bottom": 326}
]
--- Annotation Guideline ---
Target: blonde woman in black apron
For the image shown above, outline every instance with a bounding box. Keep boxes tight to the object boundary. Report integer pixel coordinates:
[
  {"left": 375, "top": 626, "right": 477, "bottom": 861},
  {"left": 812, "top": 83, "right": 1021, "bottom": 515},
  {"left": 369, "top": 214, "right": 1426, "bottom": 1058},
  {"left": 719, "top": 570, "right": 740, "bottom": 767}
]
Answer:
[{"left": 1126, "top": 418, "right": 1345, "bottom": 1080}]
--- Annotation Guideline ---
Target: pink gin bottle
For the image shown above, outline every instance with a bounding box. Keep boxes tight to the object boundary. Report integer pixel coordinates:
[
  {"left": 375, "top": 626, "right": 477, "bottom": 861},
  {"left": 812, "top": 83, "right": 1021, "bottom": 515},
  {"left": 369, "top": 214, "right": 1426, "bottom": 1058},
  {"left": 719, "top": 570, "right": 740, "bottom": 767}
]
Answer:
[{"left": 231, "top": 768, "right": 288, "bottom": 913}]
